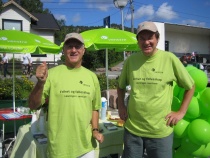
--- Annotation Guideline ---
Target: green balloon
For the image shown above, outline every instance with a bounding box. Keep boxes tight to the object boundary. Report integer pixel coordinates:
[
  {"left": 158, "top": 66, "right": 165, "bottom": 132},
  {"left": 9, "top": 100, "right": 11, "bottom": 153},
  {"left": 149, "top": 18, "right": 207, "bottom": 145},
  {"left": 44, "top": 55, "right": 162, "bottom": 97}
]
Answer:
[
  {"left": 199, "top": 142, "right": 210, "bottom": 157},
  {"left": 171, "top": 96, "right": 181, "bottom": 112},
  {"left": 174, "top": 119, "right": 190, "bottom": 138},
  {"left": 188, "top": 119, "right": 210, "bottom": 145},
  {"left": 177, "top": 88, "right": 185, "bottom": 101},
  {"left": 185, "top": 97, "right": 200, "bottom": 119},
  {"left": 180, "top": 136, "right": 205, "bottom": 156},
  {"left": 188, "top": 69, "right": 208, "bottom": 92},
  {"left": 173, "top": 137, "right": 181, "bottom": 149},
  {"left": 207, "top": 116, "right": 210, "bottom": 124},
  {"left": 173, "top": 83, "right": 181, "bottom": 97},
  {"left": 194, "top": 91, "right": 200, "bottom": 98},
  {"left": 173, "top": 148, "right": 193, "bottom": 158},
  {"left": 185, "top": 65, "right": 197, "bottom": 72},
  {"left": 199, "top": 88, "right": 210, "bottom": 116}
]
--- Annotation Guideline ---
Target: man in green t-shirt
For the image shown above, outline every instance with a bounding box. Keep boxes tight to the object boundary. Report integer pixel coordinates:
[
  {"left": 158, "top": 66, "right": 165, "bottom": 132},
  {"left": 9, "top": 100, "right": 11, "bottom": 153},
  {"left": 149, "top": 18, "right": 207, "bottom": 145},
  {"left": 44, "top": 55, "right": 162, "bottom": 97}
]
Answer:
[
  {"left": 117, "top": 21, "right": 195, "bottom": 158},
  {"left": 29, "top": 33, "right": 104, "bottom": 158}
]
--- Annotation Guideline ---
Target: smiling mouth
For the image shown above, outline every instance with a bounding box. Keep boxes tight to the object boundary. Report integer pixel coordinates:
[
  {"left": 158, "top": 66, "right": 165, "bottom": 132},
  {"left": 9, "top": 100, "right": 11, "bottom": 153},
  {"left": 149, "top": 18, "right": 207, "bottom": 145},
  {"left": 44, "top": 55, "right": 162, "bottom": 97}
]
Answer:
[{"left": 70, "top": 53, "right": 78, "bottom": 56}]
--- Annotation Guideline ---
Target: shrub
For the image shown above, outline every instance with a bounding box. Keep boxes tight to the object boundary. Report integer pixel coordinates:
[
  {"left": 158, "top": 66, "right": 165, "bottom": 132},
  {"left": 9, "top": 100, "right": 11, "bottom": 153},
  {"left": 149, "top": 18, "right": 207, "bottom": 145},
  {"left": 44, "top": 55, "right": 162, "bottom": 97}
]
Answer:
[
  {"left": 96, "top": 73, "right": 118, "bottom": 91},
  {"left": 0, "top": 76, "right": 34, "bottom": 100}
]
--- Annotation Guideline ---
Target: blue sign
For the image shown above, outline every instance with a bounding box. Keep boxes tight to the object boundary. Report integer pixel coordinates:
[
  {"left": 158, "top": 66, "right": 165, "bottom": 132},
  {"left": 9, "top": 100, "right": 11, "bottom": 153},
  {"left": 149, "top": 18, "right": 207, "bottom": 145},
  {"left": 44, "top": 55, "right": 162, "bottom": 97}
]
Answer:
[{"left": 103, "top": 16, "right": 110, "bottom": 28}]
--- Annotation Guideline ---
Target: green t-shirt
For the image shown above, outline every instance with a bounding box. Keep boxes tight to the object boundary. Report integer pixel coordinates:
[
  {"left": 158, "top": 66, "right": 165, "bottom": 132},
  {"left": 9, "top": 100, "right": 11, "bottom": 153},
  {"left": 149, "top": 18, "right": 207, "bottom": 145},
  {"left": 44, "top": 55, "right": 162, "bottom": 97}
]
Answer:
[
  {"left": 118, "top": 50, "right": 194, "bottom": 138},
  {"left": 41, "top": 65, "right": 101, "bottom": 158}
]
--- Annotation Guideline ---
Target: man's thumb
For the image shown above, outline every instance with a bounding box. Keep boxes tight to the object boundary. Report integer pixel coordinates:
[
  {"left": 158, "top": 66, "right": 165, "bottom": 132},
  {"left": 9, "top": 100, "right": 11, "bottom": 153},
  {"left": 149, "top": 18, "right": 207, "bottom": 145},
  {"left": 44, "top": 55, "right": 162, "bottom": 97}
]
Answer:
[{"left": 43, "top": 61, "right": 47, "bottom": 66}]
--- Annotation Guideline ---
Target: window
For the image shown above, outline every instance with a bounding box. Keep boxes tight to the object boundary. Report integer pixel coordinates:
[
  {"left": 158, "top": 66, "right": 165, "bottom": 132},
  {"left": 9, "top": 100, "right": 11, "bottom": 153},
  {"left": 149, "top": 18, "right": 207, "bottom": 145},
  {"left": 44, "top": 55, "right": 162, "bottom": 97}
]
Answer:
[{"left": 2, "top": 19, "right": 22, "bottom": 30}]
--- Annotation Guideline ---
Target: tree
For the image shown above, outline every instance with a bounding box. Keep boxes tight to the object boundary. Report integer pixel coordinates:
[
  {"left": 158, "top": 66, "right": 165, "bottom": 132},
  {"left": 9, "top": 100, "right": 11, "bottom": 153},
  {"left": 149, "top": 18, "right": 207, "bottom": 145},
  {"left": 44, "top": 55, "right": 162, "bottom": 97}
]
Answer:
[
  {"left": 0, "top": 0, "right": 3, "bottom": 13},
  {"left": 14, "top": 0, "right": 50, "bottom": 13}
]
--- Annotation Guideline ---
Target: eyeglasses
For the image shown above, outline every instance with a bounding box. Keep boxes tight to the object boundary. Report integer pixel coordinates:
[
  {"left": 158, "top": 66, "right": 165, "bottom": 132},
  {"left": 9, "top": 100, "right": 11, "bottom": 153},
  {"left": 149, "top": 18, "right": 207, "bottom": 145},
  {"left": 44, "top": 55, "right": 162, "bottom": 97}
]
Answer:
[{"left": 67, "top": 44, "right": 83, "bottom": 50}]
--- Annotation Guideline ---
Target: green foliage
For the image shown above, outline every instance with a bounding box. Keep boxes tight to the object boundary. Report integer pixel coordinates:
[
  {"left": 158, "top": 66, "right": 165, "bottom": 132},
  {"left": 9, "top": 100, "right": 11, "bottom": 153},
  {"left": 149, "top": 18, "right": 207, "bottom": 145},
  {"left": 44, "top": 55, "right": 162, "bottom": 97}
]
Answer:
[
  {"left": 83, "top": 50, "right": 123, "bottom": 70},
  {"left": 0, "top": 76, "right": 34, "bottom": 100},
  {"left": 8, "top": 57, "right": 21, "bottom": 63},
  {"left": 15, "top": 0, "right": 50, "bottom": 13},
  {"left": 0, "top": 0, "right": 2, "bottom": 13},
  {"left": 96, "top": 73, "right": 118, "bottom": 91}
]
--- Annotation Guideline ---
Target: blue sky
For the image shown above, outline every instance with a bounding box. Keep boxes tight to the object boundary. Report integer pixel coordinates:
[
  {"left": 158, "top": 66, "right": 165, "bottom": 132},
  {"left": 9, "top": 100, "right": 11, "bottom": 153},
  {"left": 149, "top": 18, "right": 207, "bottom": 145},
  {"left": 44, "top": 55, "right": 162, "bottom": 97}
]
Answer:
[{"left": 41, "top": 0, "right": 210, "bottom": 29}]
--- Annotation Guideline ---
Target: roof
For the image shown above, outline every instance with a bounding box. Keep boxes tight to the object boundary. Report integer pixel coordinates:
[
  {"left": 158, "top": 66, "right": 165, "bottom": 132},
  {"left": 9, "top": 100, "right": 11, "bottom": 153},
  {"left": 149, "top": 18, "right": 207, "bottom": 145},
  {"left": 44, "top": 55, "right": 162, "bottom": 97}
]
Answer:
[
  {"left": 164, "top": 22, "right": 210, "bottom": 36},
  {"left": 3, "top": 0, "right": 60, "bottom": 31},
  {"left": 3, "top": 0, "right": 38, "bottom": 21},
  {"left": 31, "top": 13, "right": 60, "bottom": 31}
]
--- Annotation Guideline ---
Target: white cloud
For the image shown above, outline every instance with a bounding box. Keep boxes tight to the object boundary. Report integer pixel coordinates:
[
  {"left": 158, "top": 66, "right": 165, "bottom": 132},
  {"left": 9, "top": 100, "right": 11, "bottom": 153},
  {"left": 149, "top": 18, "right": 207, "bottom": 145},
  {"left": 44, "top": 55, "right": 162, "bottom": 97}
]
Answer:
[
  {"left": 85, "top": 0, "right": 113, "bottom": 11},
  {"left": 182, "top": 19, "right": 206, "bottom": 27},
  {"left": 156, "top": 3, "right": 178, "bottom": 20},
  {"left": 58, "top": 0, "right": 71, "bottom": 5},
  {"left": 128, "top": 3, "right": 178, "bottom": 21},
  {"left": 59, "top": 0, "right": 71, "bottom": 3},
  {"left": 87, "top": 3, "right": 110, "bottom": 11},
  {"left": 54, "top": 14, "right": 67, "bottom": 21},
  {"left": 72, "top": 13, "right": 81, "bottom": 23},
  {"left": 41, "top": 0, "right": 71, "bottom": 5},
  {"left": 134, "top": 5, "right": 154, "bottom": 19}
]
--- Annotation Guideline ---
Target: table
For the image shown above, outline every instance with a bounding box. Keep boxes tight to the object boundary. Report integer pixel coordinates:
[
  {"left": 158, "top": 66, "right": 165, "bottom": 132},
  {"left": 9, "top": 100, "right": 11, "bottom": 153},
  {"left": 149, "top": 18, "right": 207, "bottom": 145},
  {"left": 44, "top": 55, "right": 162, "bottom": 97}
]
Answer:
[
  {"left": 10, "top": 121, "right": 124, "bottom": 158},
  {"left": 0, "top": 108, "right": 32, "bottom": 157}
]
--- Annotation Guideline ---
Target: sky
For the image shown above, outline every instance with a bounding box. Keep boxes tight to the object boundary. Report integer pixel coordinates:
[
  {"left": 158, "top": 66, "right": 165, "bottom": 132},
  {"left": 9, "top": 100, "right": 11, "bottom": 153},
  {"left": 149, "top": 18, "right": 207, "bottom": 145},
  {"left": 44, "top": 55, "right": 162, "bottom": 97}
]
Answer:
[{"left": 40, "top": 0, "right": 210, "bottom": 29}]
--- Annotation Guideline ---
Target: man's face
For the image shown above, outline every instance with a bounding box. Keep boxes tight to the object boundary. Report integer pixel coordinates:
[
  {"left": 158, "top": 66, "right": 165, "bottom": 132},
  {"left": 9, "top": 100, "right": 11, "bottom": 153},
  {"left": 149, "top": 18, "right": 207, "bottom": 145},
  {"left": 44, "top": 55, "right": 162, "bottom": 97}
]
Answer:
[
  {"left": 137, "top": 30, "right": 159, "bottom": 56},
  {"left": 63, "top": 39, "right": 85, "bottom": 68}
]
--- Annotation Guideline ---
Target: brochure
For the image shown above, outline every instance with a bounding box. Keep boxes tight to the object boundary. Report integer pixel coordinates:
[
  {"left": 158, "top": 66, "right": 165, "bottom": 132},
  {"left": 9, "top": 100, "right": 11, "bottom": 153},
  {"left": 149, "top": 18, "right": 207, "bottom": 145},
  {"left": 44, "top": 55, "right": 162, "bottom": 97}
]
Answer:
[
  {"left": 103, "top": 122, "right": 118, "bottom": 131},
  {"left": 1, "top": 112, "right": 23, "bottom": 119}
]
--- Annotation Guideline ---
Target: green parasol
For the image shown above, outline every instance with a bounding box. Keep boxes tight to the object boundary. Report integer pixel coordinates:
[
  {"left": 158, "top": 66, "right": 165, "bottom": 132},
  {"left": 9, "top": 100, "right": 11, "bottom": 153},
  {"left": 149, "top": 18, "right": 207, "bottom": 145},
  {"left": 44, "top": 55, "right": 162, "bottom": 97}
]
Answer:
[
  {"left": 0, "top": 30, "right": 60, "bottom": 54},
  {"left": 81, "top": 27, "right": 139, "bottom": 51},
  {"left": 0, "top": 30, "right": 60, "bottom": 113}
]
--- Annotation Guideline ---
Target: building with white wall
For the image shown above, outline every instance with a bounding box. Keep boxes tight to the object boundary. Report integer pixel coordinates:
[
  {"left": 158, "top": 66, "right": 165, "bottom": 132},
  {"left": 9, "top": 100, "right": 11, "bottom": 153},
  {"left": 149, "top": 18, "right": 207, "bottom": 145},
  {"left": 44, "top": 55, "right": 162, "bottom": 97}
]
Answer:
[
  {"left": 154, "top": 22, "right": 210, "bottom": 61},
  {"left": 0, "top": 0, "right": 61, "bottom": 62}
]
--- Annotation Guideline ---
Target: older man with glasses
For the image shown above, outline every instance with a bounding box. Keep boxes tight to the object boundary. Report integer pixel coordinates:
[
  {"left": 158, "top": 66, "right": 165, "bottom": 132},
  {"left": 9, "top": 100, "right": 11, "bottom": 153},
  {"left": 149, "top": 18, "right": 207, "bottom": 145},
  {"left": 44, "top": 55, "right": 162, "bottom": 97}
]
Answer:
[{"left": 29, "top": 33, "right": 104, "bottom": 158}]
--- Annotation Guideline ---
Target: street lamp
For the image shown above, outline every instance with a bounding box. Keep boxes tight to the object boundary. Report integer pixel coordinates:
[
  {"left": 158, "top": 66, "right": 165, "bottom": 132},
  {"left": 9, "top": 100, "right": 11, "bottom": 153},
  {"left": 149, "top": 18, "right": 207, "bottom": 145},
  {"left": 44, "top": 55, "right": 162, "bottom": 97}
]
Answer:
[
  {"left": 113, "top": 0, "right": 128, "bottom": 30},
  {"left": 113, "top": 0, "right": 128, "bottom": 61}
]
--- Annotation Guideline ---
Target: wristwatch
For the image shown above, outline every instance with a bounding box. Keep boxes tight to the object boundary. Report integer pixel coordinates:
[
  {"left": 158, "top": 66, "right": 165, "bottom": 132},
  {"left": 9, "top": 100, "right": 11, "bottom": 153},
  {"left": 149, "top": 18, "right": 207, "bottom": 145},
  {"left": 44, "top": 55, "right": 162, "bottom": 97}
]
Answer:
[{"left": 92, "top": 128, "right": 99, "bottom": 132}]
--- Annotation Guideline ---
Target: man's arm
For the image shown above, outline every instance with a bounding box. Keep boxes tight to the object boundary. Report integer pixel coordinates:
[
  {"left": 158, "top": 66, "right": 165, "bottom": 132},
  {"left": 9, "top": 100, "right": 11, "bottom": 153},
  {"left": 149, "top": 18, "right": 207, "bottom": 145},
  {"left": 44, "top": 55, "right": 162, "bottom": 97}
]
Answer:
[
  {"left": 92, "top": 110, "right": 104, "bottom": 143},
  {"left": 117, "top": 87, "right": 127, "bottom": 121},
  {"left": 28, "top": 62, "right": 48, "bottom": 110},
  {"left": 28, "top": 82, "right": 45, "bottom": 110},
  {"left": 92, "top": 110, "right": 99, "bottom": 131}
]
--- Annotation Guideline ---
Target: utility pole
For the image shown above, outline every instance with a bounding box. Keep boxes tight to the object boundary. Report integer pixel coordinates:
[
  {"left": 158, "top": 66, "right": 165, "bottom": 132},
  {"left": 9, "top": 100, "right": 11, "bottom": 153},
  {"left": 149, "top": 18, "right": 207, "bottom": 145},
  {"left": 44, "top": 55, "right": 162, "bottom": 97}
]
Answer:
[{"left": 130, "top": 0, "right": 134, "bottom": 33}]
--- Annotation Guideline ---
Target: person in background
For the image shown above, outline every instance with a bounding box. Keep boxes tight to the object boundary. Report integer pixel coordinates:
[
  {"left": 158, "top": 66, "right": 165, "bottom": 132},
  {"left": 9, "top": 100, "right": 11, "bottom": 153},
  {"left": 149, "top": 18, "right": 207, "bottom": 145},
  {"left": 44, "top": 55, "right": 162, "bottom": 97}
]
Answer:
[
  {"left": 180, "top": 55, "right": 188, "bottom": 66},
  {"left": 1, "top": 53, "right": 12, "bottom": 78},
  {"left": 28, "top": 33, "right": 104, "bottom": 158},
  {"left": 117, "top": 21, "right": 195, "bottom": 158},
  {"left": 22, "top": 53, "right": 33, "bottom": 78}
]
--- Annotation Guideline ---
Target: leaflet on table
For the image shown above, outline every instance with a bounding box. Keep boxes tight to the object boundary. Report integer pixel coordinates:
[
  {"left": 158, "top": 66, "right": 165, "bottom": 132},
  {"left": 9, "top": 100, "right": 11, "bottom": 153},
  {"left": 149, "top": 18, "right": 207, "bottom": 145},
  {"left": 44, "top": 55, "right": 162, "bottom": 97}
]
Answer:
[
  {"left": 33, "top": 134, "right": 48, "bottom": 144},
  {"left": 103, "top": 122, "right": 118, "bottom": 130},
  {"left": 1, "top": 112, "right": 24, "bottom": 119}
]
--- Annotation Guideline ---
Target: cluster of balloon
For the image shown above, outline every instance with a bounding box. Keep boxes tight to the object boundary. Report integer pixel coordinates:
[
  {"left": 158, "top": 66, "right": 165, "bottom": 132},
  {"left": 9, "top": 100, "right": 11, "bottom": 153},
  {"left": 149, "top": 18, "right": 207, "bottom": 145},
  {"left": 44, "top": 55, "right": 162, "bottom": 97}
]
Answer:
[{"left": 172, "top": 65, "right": 210, "bottom": 158}]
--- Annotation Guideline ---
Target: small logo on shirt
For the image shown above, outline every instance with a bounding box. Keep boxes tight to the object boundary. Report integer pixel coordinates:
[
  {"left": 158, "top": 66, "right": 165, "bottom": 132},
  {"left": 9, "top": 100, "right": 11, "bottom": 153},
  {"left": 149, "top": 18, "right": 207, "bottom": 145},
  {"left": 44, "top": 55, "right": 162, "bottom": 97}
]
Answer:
[
  {"left": 79, "top": 81, "right": 90, "bottom": 87},
  {"left": 152, "top": 68, "right": 163, "bottom": 73}
]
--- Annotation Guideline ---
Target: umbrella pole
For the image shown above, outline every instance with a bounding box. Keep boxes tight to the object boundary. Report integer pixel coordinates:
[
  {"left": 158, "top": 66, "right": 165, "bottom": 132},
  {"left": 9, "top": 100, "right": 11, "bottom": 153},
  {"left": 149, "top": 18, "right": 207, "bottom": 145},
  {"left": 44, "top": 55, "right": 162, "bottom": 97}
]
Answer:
[
  {"left": 13, "top": 54, "right": 15, "bottom": 112},
  {"left": 105, "top": 49, "right": 109, "bottom": 107},
  {"left": 12, "top": 54, "right": 16, "bottom": 138}
]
